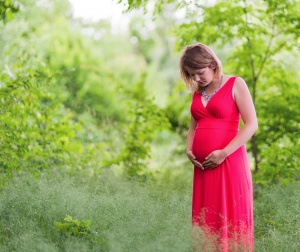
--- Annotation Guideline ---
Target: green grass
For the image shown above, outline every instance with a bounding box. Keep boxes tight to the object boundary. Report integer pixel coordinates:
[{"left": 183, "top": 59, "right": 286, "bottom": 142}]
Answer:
[
  {"left": 0, "top": 172, "right": 192, "bottom": 251},
  {"left": 0, "top": 172, "right": 299, "bottom": 251},
  {"left": 254, "top": 183, "right": 300, "bottom": 251}
]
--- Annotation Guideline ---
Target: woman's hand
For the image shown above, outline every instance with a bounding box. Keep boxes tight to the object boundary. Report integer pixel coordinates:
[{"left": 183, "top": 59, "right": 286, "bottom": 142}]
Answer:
[
  {"left": 186, "top": 151, "right": 204, "bottom": 170},
  {"left": 202, "top": 150, "right": 227, "bottom": 169}
]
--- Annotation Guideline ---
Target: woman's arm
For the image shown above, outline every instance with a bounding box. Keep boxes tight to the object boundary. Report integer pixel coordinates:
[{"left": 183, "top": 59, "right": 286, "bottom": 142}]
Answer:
[
  {"left": 223, "top": 77, "right": 258, "bottom": 156},
  {"left": 202, "top": 77, "right": 258, "bottom": 169},
  {"left": 186, "top": 116, "right": 204, "bottom": 169},
  {"left": 186, "top": 116, "right": 197, "bottom": 154}
]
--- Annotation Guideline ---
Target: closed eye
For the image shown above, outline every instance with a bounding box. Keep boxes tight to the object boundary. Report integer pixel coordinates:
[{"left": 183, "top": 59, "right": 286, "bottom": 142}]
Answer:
[{"left": 189, "top": 72, "right": 204, "bottom": 77}]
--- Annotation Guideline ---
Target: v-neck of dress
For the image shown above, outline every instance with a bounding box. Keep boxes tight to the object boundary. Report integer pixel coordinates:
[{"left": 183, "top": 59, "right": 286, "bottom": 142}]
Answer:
[{"left": 201, "top": 77, "right": 232, "bottom": 109}]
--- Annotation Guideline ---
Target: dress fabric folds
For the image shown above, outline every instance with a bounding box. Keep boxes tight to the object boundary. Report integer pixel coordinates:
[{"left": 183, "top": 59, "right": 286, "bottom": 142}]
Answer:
[{"left": 190, "top": 77, "right": 254, "bottom": 251}]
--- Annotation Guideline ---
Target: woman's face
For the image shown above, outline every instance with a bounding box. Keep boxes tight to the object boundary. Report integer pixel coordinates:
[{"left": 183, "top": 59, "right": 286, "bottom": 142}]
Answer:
[{"left": 187, "top": 67, "right": 215, "bottom": 87}]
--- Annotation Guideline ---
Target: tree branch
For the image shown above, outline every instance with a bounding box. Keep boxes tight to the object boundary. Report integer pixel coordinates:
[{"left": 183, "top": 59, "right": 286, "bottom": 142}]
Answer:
[
  {"left": 256, "top": 12, "right": 276, "bottom": 79},
  {"left": 242, "top": 0, "right": 259, "bottom": 172}
]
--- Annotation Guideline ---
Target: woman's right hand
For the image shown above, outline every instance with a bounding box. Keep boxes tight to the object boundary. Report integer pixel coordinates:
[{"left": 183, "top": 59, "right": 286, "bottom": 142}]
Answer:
[{"left": 186, "top": 150, "right": 204, "bottom": 170}]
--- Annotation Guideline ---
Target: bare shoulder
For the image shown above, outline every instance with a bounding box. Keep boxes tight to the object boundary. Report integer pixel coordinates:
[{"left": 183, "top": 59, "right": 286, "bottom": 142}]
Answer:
[
  {"left": 231, "top": 77, "right": 251, "bottom": 102},
  {"left": 233, "top": 76, "right": 249, "bottom": 93},
  {"left": 223, "top": 75, "right": 246, "bottom": 87},
  {"left": 234, "top": 76, "right": 248, "bottom": 87}
]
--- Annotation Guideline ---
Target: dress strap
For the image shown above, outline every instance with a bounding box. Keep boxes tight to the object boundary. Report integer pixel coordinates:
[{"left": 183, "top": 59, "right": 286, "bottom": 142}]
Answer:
[{"left": 228, "top": 76, "right": 238, "bottom": 86}]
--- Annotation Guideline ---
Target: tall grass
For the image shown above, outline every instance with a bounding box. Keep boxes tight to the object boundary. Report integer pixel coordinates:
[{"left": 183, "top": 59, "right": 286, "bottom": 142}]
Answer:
[
  {"left": 0, "top": 171, "right": 299, "bottom": 251},
  {"left": 0, "top": 172, "right": 192, "bottom": 251},
  {"left": 254, "top": 183, "right": 300, "bottom": 251}
]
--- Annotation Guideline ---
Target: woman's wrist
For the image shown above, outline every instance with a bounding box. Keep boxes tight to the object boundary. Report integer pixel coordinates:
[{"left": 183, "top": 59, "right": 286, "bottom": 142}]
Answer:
[
  {"left": 186, "top": 149, "right": 192, "bottom": 155},
  {"left": 221, "top": 148, "right": 229, "bottom": 158}
]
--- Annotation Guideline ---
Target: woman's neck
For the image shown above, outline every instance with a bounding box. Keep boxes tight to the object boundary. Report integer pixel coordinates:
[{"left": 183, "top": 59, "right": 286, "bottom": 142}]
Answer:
[{"left": 206, "top": 75, "right": 223, "bottom": 93}]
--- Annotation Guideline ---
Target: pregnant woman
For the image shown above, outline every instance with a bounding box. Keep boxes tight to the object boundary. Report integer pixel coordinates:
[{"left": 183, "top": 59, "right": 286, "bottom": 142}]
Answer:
[{"left": 179, "top": 43, "right": 258, "bottom": 251}]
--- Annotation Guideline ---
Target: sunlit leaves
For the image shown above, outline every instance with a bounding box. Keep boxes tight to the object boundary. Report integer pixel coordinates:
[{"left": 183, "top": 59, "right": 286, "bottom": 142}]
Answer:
[
  {"left": 254, "top": 143, "right": 300, "bottom": 185},
  {"left": 117, "top": 0, "right": 176, "bottom": 15},
  {"left": 0, "top": 0, "right": 19, "bottom": 23},
  {"left": 0, "top": 0, "right": 102, "bottom": 182}
]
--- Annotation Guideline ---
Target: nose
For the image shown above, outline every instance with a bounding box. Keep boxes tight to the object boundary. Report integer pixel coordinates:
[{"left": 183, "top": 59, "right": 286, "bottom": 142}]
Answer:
[{"left": 194, "top": 74, "right": 201, "bottom": 82}]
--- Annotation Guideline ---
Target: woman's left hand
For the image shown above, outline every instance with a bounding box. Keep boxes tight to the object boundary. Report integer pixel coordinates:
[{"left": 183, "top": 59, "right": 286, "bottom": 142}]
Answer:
[{"left": 202, "top": 150, "right": 227, "bottom": 169}]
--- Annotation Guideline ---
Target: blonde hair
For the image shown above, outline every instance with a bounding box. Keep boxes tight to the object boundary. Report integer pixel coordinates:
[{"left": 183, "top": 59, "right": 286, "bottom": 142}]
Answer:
[{"left": 179, "top": 43, "right": 223, "bottom": 93}]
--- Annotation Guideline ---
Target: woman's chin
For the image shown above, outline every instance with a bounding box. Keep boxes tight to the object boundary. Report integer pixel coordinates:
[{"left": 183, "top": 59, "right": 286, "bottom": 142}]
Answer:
[{"left": 198, "top": 83, "right": 209, "bottom": 88}]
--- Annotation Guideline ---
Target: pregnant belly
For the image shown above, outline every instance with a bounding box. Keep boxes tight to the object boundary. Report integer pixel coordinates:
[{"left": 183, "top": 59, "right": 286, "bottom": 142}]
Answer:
[{"left": 192, "top": 128, "right": 237, "bottom": 163}]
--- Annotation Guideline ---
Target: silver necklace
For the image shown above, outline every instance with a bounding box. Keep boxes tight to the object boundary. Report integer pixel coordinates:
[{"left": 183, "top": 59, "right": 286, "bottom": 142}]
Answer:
[{"left": 201, "top": 75, "right": 223, "bottom": 101}]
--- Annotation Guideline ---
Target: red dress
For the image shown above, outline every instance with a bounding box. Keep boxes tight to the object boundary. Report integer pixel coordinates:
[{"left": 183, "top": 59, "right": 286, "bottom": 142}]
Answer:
[{"left": 190, "top": 77, "right": 253, "bottom": 251}]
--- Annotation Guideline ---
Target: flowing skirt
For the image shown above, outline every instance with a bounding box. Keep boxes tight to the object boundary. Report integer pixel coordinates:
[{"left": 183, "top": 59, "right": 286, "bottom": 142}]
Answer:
[{"left": 192, "top": 127, "right": 254, "bottom": 251}]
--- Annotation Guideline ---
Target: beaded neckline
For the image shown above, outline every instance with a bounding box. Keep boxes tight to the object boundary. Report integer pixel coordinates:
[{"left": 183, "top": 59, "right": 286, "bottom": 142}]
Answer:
[{"left": 201, "top": 75, "right": 223, "bottom": 101}]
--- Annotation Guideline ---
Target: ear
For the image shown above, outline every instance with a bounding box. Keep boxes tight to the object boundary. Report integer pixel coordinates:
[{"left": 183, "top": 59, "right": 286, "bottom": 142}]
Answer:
[
  {"left": 210, "top": 61, "right": 217, "bottom": 70},
  {"left": 209, "top": 61, "right": 218, "bottom": 71}
]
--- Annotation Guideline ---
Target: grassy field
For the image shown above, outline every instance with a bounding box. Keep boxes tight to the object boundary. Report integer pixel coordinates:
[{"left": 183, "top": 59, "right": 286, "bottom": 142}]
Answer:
[{"left": 0, "top": 172, "right": 299, "bottom": 251}]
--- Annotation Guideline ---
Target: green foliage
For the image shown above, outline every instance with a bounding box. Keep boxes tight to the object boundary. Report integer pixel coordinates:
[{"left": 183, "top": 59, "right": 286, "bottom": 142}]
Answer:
[
  {"left": 55, "top": 215, "right": 91, "bottom": 237},
  {"left": 173, "top": 0, "right": 300, "bottom": 49},
  {"left": 108, "top": 73, "right": 171, "bottom": 178},
  {"left": 45, "top": 20, "right": 130, "bottom": 122},
  {"left": 118, "top": 0, "right": 175, "bottom": 14},
  {"left": 254, "top": 143, "right": 300, "bottom": 186},
  {"left": 0, "top": 0, "right": 103, "bottom": 184},
  {"left": 163, "top": 81, "right": 190, "bottom": 137},
  {"left": 0, "top": 0, "right": 19, "bottom": 23},
  {"left": 257, "top": 68, "right": 300, "bottom": 146},
  {"left": 55, "top": 215, "right": 100, "bottom": 241},
  {"left": 0, "top": 59, "right": 84, "bottom": 178}
]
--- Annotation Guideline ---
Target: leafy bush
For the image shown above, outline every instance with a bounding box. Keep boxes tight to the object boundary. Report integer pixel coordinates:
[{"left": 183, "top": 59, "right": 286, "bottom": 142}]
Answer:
[
  {"left": 0, "top": 2, "right": 102, "bottom": 184},
  {"left": 0, "top": 0, "right": 20, "bottom": 23},
  {"left": 254, "top": 142, "right": 300, "bottom": 185},
  {"left": 55, "top": 215, "right": 103, "bottom": 245},
  {"left": 106, "top": 73, "right": 171, "bottom": 179}
]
